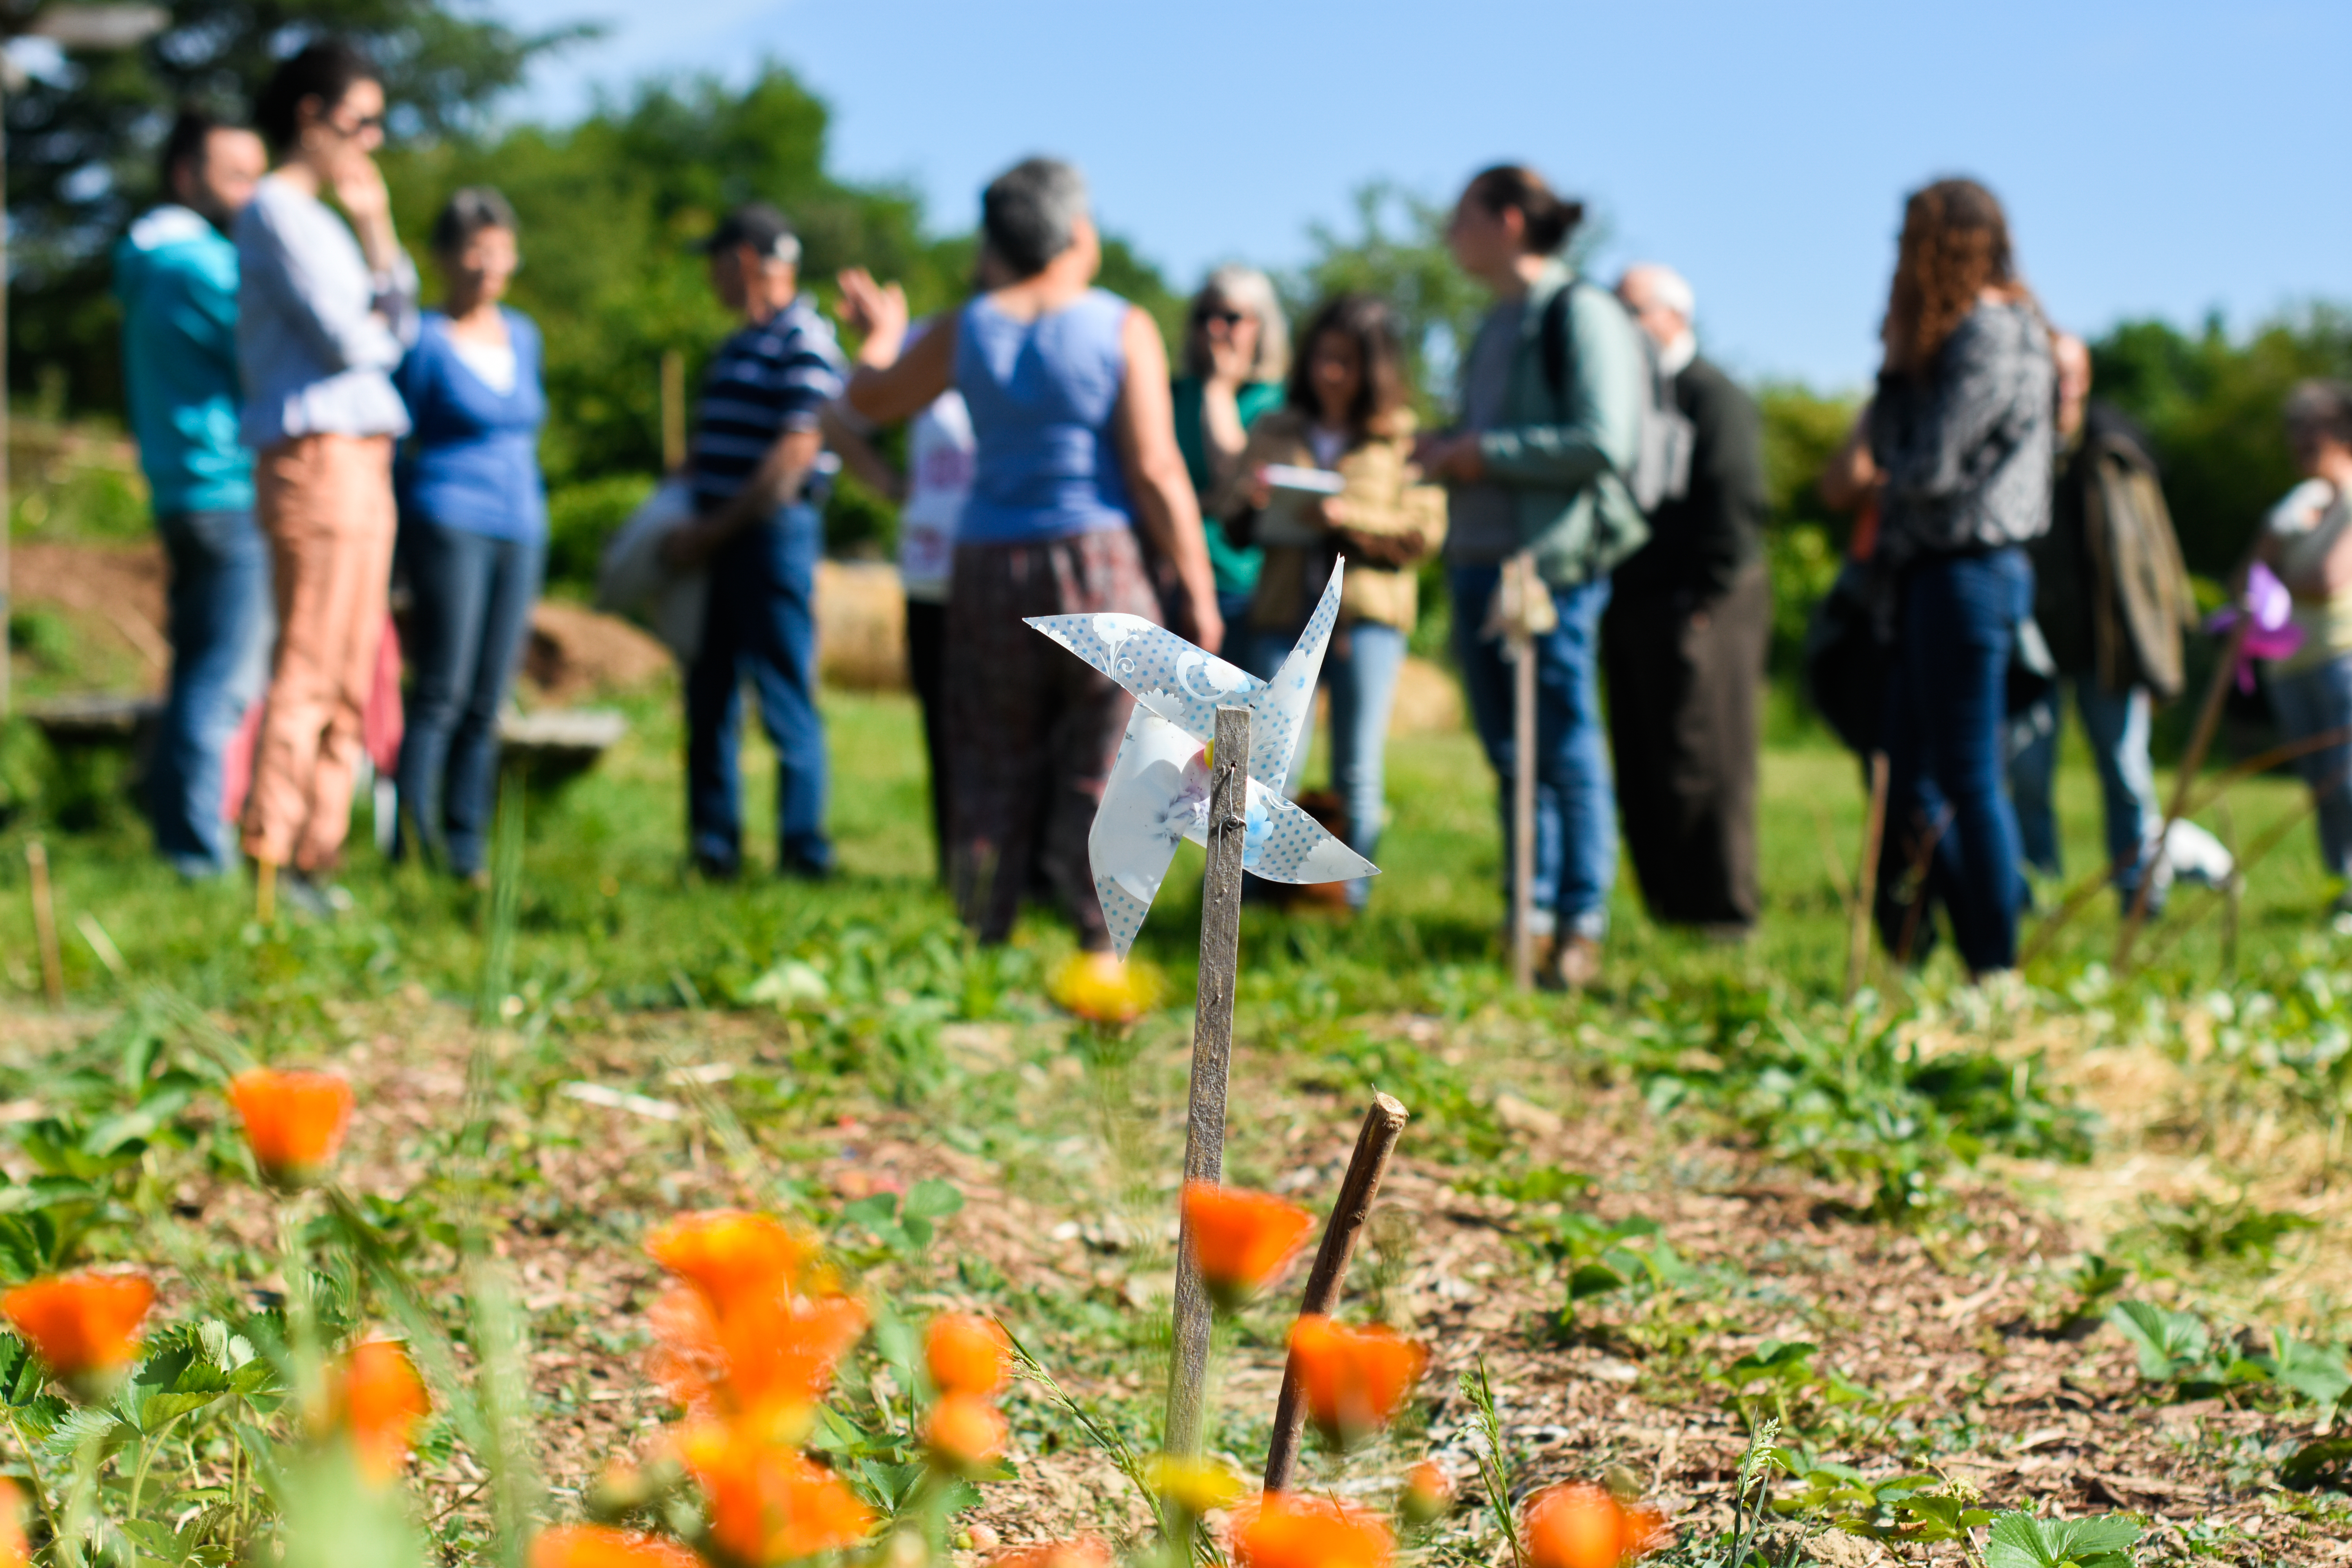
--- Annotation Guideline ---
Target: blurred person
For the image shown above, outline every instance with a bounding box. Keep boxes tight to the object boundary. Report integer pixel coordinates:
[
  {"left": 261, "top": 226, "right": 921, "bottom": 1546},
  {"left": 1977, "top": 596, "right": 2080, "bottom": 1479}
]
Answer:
[
  {"left": 1605, "top": 263, "right": 1771, "bottom": 935},
  {"left": 236, "top": 38, "right": 420, "bottom": 916},
  {"left": 838, "top": 157, "right": 1221, "bottom": 962},
  {"left": 2006, "top": 331, "right": 2194, "bottom": 911},
  {"left": 821, "top": 308, "right": 982, "bottom": 881},
  {"left": 1173, "top": 266, "right": 1290, "bottom": 654},
  {"left": 660, "top": 202, "right": 847, "bottom": 882},
  {"left": 1858, "top": 178, "right": 2054, "bottom": 978},
  {"left": 1217, "top": 293, "right": 1445, "bottom": 901},
  {"left": 114, "top": 108, "right": 270, "bottom": 878},
  {"left": 2252, "top": 380, "right": 2352, "bottom": 907},
  {"left": 1417, "top": 164, "right": 1649, "bottom": 989},
  {"left": 391, "top": 188, "right": 546, "bottom": 881}
]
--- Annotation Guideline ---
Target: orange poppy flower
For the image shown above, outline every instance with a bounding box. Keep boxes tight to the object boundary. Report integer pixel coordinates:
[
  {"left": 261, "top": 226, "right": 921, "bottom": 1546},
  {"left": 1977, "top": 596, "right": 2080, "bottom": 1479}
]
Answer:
[
  {"left": 0, "top": 1480, "right": 24, "bottom": 1568},
  {"left": 1524, "top": 1485, "right": 1670, "bottom": 1568},
  {"left": 646, "top": 1210, "right": 815, "bottom": 1320},
  {"left": 1287, "top": 1316, "right": 1427, "bottom": 1450},
  {"left": 989, "top": 1539, "right": 1112, "bottom": 1568},
  {"left": 2, "top": 1273, "right": 153, "bottom": 1390},
  {"left": 530, "top": 1526, "right": 701, "bottom": 1568},
  {"left": 1231, "top": 1493, "right": 1394, "bottom": 1568},
  {"left": 332, "top": 1339, "right": 430, "bottom": 1483},
  {"left": 679, "top": 1424, "right": 873, "bottom": 1564},
  {"left": 648, "top": 1285, "right": 866, "bottom": 1435},
  {"left": 1401, "top": 1460, "right": 1454, "bottom": 1524},
  {"left": 925, "top": 1312, "right": 1011, "bottom": 1396},
  {"left": 925, "top": 1390, "right": 1008, "bottom": 1473},
  {"left": 228, "top": 1069, "right": 355, "bottom": 1187},
  {"left": 1180, "top": 1183, "right": 1315, "bottom": 1310}
]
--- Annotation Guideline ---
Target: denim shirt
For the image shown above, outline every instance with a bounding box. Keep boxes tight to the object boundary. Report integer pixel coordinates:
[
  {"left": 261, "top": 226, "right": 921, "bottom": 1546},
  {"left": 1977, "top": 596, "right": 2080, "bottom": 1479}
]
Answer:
[{"left": 234, "top": 176, "right": 419, "bottom": 450}]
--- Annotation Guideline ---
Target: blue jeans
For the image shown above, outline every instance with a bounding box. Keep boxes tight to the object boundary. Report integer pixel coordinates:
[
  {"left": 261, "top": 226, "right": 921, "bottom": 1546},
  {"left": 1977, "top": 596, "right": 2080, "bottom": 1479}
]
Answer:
[
  {"left": 1328, "top": 622, "right": 1408, "bottom": 899},
  {"left": 150, "top": 508, "right": 272, "bottom": 876},
  {"left": 686, "top": 504, "right": 830, "bottom": 875},
  {"left": 1451, "top": 566, "right": 1616, "bottom": 941},
  {"left": 394, "top": 521, "right": 544, "bottom": 876},
  {"left": 1875, "top": 548, "right": 2032, "bottom": 973},
  {"left": 2267, "top": 654, "right": 2352, "bottom": 877},
  {"left": 2007, "top": 678, "right": 2160, "bottom": 903}
]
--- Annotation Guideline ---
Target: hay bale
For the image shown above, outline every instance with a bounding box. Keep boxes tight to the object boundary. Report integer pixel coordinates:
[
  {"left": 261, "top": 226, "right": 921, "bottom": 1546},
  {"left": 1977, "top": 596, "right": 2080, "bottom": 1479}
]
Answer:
[
  {"left": 1390, "top": 656, "right": 1463, "bottom": 734},
  {"left": 815, "top": 561, "right": 908, "bottom": 691},
  {"left": 523, "top": 601, "right": 671, "bottom": 701}
]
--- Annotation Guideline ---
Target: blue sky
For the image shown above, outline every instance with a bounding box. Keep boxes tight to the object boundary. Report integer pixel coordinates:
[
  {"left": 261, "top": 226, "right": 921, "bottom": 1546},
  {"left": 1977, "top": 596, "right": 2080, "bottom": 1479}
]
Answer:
[{"left": 487, "top": 0, "right": 2348, "bottom": 390}]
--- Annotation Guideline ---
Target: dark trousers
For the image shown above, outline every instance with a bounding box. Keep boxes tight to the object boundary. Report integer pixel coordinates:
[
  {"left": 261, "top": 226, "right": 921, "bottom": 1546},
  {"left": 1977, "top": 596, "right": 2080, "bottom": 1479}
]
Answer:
[
  {"left": 394, "top": 521, "right": 544, "bottom": 876},
  {"left": 1601, "top": 561, "right": 1769, "bottom": 929},
  {"left": 685, "top": 504, "right": 830, "bottom": 875},
  {"left": 906, "top": 597, "right": 949, "bottom": 880},
  {"left": 151, "top": 507, "right": 273, "bottom": 875},
  {"left": 946, "top": 528, "right": 1158, "bottom": 949},
  {"left": 1874, "top": 548, "right": 2033, "bottom": 973}
]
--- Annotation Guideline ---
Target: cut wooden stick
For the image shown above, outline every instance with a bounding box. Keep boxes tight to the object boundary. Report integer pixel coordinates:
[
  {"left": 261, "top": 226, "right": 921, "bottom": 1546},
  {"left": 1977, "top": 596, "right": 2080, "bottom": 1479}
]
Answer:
[
  {"left": 25, "top": 840, "right": 63, "bottom": 1008},
  {"left": 1163, "top": 704, "right": 1249, "bottom": 1465},
  {"left": 2117, "top": 617, "right": 2249, "bottom": 973},
  {"left": 1846, "top": 751, "right": 1889, "bottom": 1000},
  {"left": 1261, "top": 1092, "right": 1411, "bottom": 1492},
  {"left": 255, "top": 858, "right": 276, "bottom": 924},
  {"left": 1510, "top": 631, "right": 1537, "bottom": 991}
]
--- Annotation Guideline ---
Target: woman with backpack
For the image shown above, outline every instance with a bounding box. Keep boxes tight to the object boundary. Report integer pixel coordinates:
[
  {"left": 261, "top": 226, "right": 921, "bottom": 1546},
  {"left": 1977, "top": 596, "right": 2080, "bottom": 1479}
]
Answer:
[
  {"left": 1849, "top": 178, "right": 2054, "bottom": 979},
  {"left": 1217, "top": 294, "right": 1446, "bottom": 903},
  {"left": 1416, "top": 164, "right": 1650, "bottom": 989}
]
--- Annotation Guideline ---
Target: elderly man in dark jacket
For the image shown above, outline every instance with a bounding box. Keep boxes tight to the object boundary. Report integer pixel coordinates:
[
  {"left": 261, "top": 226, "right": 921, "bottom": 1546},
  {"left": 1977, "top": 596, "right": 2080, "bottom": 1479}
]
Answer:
[
  {"left": 2007, "top": 332, "right": 2196, "bottom": 908},
  {"left": 1603, "top": 263, "right": 1772, "bottom": 933}
]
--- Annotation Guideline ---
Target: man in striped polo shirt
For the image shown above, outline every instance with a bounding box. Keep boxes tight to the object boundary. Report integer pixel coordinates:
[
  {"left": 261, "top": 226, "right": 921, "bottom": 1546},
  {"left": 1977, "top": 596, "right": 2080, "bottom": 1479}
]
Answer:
[{"left": 663, "top": 202, "right": 847, "bottom": 880}]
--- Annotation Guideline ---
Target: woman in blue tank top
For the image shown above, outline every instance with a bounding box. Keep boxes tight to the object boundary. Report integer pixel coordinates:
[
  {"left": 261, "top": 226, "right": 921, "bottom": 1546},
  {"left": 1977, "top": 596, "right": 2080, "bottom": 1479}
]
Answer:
[{"left": 842, "top": 158, "right": 1221, "bottom": 964}]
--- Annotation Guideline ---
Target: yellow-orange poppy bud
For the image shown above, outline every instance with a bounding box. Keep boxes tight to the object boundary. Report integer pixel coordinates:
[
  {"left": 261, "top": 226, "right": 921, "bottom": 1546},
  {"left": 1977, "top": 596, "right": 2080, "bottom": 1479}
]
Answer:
[
  {"left": 925, "top": 1312, "right": 1012, "bottom": 1396},
  {"left": 2, "top": 1273, "right": 153, "bottom": 1396},
  {"left": 1287, "top": 1315, "right": 1427, "bottom": 1450},
  {"left": 925, "top": 1390, "right": 1008, "bottom": 1473}
]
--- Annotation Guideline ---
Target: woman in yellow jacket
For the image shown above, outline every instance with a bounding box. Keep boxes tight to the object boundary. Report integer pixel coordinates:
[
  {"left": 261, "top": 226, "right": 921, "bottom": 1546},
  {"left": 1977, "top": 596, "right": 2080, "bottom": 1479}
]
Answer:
[{"left": 1219, "top": 294, "right": 1446, "bottom": 900}]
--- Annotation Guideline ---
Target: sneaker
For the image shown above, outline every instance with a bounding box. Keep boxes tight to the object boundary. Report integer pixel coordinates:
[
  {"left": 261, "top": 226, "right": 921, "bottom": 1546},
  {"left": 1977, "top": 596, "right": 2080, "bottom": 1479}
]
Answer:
[
  {"left": 1543, "top": 934, "right": 1603, "bottom": 991},
  {"left": 780, "top": 855, "right": 835, "bottom": 884},
  {"left": 691, "top": 851, "right": 741, "bottom": 883}
]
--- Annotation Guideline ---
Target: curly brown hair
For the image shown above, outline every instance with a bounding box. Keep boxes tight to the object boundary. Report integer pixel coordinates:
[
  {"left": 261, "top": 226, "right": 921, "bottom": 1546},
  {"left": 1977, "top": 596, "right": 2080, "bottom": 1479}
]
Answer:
[{"left": 1882, "top": 178, "right": 2031, "bottom": 378}]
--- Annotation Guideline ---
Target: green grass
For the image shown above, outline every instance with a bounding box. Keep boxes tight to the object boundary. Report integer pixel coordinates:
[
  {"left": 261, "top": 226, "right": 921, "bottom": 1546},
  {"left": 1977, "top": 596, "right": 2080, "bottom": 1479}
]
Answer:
[{"left": 0, "top": 679, "right": 2337, "bottom": 1015}]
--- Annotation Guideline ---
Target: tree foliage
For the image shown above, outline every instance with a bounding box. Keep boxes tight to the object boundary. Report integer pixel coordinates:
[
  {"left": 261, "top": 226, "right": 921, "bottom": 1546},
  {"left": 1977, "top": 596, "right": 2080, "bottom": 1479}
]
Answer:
[
  {"left": 2091, "top": 306, "right": 2352, "bottom": 577},
  {"left": 5, "top": 0, "right": 586, "bottom": 407}
]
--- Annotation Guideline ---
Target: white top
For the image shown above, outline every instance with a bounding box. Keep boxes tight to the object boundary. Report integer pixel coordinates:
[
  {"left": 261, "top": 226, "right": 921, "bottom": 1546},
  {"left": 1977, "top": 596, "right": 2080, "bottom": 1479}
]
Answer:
[
  {"left": 234, "top": 176, "right": 419, "bottom": 448},
  {"left": 448, "top": 335, "right": 517, "bottom": 395},
  {"left": 898, "top": 389, "right": 976, "bottom": 603}
]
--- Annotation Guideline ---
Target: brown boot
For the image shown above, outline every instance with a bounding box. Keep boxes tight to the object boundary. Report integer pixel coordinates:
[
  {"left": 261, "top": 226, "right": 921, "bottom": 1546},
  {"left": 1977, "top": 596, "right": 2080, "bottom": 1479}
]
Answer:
[{"left": 1545, "top": 934, "right": 1603, "bottom": 991}]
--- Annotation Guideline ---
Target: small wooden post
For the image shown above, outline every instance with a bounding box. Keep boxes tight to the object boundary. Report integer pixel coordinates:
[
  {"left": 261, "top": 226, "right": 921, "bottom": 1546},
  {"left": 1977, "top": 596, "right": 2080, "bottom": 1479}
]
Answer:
[
  {"left": 1511, "top": 632, "right": 1537, "bottom": 991},
  {"left": 1262, "top": 1092, "right": 1410, "bottom": 1492},
  {"left": 2117, "top": 615, "right": 2249, "bottom": 972},
  {"left": 1164, "top": 704, "right": 1249, "bottom": 1462},
  {"left": 1846, "top": 751, "right": 1889, "bottom": 1000},
  {"left": 24, "top": 840, "right": 62, "bottom": 1008},
  {"left": 661, "top": 350, "right": 687, "bottom": 473}
]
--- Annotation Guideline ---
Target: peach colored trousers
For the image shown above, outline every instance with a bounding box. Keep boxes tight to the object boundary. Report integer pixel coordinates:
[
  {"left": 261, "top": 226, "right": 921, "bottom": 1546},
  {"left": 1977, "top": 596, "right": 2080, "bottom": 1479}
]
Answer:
[{"left": 240, "top": 433, "right": 396, "bottom": 873}]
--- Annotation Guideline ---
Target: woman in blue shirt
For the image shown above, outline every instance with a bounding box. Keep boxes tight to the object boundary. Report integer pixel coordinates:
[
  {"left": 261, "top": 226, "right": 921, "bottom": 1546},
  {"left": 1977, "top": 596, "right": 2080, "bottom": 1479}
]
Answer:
[{"left": 393, "top": 187, "right": 546, "bottom": 879}]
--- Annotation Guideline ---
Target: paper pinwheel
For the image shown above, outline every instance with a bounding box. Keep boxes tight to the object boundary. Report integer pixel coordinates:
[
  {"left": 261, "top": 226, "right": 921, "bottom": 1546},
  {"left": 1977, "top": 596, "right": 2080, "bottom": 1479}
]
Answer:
[{"left": 1028, "top": 563, "right": 1378, "bottom": 956}]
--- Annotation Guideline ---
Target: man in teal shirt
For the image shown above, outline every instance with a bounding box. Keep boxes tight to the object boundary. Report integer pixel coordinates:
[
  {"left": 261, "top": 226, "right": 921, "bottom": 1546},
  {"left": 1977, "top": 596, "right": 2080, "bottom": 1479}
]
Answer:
[{"left": 113, "top": 109, "right": 269, "bottom": 877}]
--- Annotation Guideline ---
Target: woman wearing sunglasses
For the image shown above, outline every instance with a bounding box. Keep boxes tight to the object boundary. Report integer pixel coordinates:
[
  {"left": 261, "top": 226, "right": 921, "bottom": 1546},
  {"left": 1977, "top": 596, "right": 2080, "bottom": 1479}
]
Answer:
[
  {"left": 1171, "top": 267, "right": 1289, "bottom": 664},
  {"left": 235, "top": 38, "right": 419, "bottom": 916}
]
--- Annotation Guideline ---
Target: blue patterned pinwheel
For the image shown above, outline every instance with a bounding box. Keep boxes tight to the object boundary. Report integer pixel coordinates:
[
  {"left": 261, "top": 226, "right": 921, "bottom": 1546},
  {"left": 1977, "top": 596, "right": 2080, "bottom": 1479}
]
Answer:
[{"left": 1027, "top": 563, "right": 1378, "bottom": 956}]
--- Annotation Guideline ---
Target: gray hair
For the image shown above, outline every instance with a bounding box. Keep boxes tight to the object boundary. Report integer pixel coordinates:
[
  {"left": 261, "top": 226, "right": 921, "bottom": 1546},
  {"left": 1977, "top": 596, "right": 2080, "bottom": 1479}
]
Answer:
[
  {"left": 1619, "top": 262, "right": 1695, "bottom": 321},
  {"left": 982, "top": 157, "right": 1089, "bottom": 279},
  {"left": 2286, "top": 379, "right": 2352, "bottom": 446},
  {"left": 1185, "top": 265, "right": 1291, "bottom": 383}
]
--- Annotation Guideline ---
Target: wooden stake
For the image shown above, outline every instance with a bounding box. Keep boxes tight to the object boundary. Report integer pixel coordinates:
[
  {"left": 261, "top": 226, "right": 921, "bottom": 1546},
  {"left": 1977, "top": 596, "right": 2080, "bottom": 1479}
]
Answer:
[
  {"left": 2217, "top": 795, "right": 2239, "bottom": 978},
  {"left": 1163, "top": 704, "right": 1249, "bottom": 1463},
  {"left": 24, "top": 840, "right": 62, "bottom": 1008},
  {"left": 661, "top": 350, "right": 687, "bottom": 473},
  {"left": 2116, "top": 616, "right": 2249, "bottom": 973},
  {"left": 1262, "top": 1092, "right": 1410, "bottom": 1492},
  {"left": 1846, "top": 751, "right": 1889, "bottom": 1000},
  {"left": 255, "top": 858, "right": 276, "bottom": 924},
  {"left": 1510, "top": 632, "right": 1537, "bottom": 991}
]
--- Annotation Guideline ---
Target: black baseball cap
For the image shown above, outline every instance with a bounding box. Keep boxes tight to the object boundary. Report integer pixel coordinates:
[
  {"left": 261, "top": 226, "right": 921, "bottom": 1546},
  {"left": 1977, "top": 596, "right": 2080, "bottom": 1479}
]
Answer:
[{"left": 700, "top": 201, "right": 801, "bottom": 264}]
